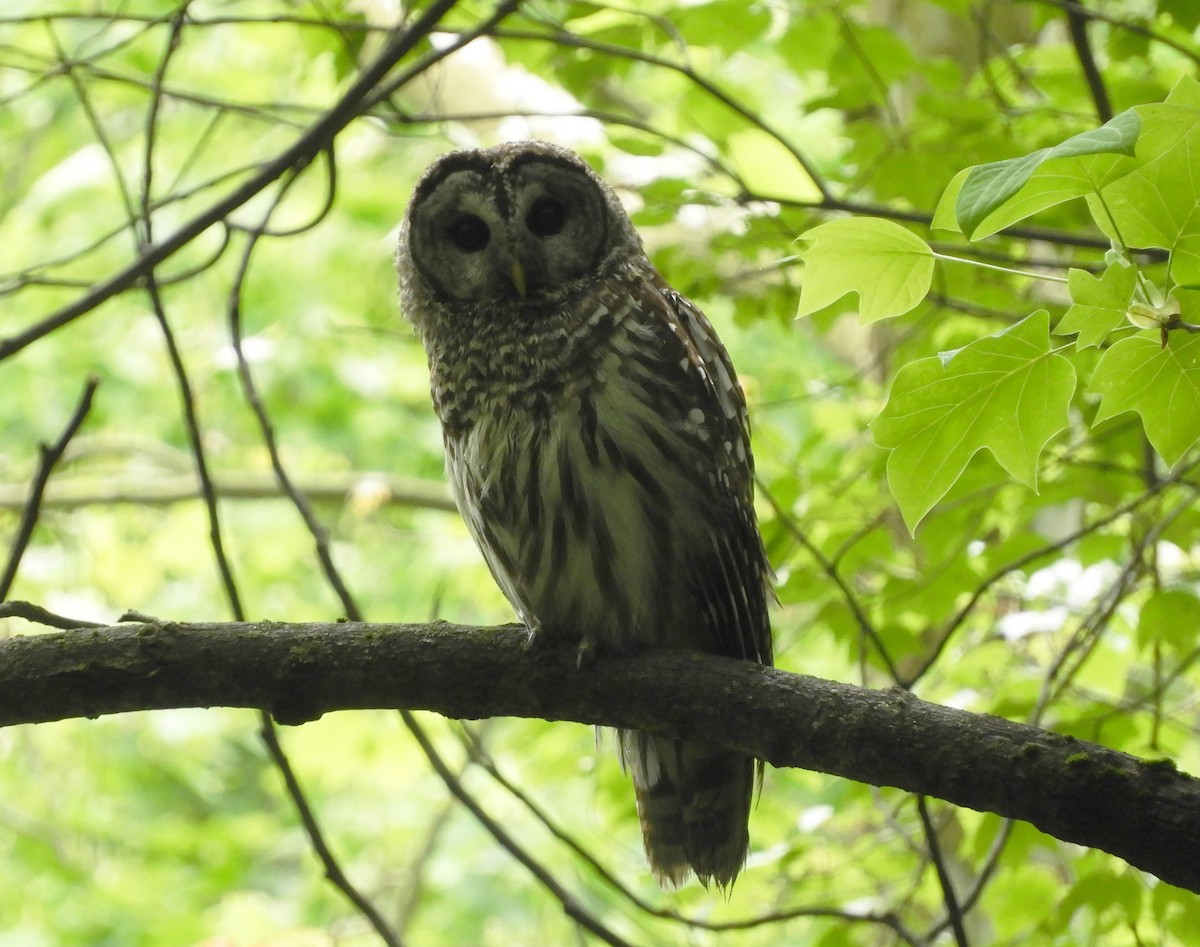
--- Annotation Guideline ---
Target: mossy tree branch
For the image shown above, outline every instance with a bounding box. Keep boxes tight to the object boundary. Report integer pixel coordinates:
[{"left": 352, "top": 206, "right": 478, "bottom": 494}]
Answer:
[{"left": 2, "top": 616, "right": 1196, "bottom": 893}]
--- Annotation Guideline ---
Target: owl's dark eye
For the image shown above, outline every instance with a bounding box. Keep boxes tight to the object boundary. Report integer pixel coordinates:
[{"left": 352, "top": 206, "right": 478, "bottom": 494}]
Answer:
[
  {"left": 448, "top": 214, "right": 490, "bottom": 253},
  {"left": 526, "top": 196, "right": 568, "bottom": 237}
]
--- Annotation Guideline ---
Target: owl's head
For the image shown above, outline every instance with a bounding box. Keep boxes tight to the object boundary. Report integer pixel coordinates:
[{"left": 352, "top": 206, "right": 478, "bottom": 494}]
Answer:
[{"left": 397, "top": 141, "right": 640, "bottom": 324}]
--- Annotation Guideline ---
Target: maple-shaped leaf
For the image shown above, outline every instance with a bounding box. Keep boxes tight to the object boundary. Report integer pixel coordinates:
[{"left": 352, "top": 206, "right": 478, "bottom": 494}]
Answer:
[
  {"left": 1091, "top": 331, "right": 1200, "bottom": 465},
  {"left": 1055, "top": 263, "right": 1137, "bottom": 349},
  {"left": 796, "top": 217, "right": 933, "bottom": 323},
  {"left": 871, "top": 311, "right": 1076, "bottom": 531}
]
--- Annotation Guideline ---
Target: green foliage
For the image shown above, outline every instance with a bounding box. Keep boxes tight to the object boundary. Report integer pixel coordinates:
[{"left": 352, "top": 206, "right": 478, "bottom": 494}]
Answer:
[
  {"left": 3, "top": 1, "right": 1200, "bottom": 945},
  {"left": 802, "top": 76, "right": 1200, "bottom": 529},
  {"left": 1057, "top": 263, "right": 1137, "bottom": 349},
  {"left": 871, "top": 311, "right": 1076, "bottom": 531},
  {"left": 1092, "top": 331, "right": 1200, "bottom": 465},
  {"left": 951, "top": 108, "right": 1141, "bottom": 240}
]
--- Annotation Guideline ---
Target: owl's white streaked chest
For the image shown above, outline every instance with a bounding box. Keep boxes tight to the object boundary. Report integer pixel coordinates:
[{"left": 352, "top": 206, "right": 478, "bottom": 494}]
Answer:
[{"left": 443, "top": 315, "right": 718, "bottom": 652}]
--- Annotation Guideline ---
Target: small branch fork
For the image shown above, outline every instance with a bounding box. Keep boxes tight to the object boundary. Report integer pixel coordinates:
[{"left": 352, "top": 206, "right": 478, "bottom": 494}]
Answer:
[{"left": 0, "top": 377, "right": 99, "bottom": 601}]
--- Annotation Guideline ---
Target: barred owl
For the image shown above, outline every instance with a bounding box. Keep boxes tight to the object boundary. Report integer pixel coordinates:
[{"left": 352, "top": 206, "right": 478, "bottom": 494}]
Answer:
[{"left": 396, "top": 140, "right": 772, "bottom": 888}]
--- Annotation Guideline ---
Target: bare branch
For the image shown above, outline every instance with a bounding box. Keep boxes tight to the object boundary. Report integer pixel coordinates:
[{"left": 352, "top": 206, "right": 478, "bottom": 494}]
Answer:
[
  {"left": 405, "top": 712, "right": 634, "bottom": 947},
  {"left": 0, "top": 0, "right": 470, "bottom": 363},
  {"left": 1024, "top": 0, "right": 1200, "bottom": 65},
  {"left": 917, "top": 796, "right": 969, "bottom": 947},
  {"left": 1064, "top": 1, "right": 1113, "bottom": 123},
  {"left": 0, "top": 470, "right": 455, "bottom": 513},
  {"left": 257, "top": 715, "right": 405, "bottom": 946},
  {"left": 0, "top": 377, "right": 99, "bottom": 599}
]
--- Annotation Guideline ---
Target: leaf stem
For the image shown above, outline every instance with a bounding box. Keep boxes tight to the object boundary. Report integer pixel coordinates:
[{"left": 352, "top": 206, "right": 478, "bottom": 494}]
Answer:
[{"left": 931, "top": 250, "right": 1070, "bottom": 284}]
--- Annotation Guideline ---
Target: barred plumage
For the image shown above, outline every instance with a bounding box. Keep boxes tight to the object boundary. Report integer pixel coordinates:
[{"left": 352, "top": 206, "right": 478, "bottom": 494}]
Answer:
[{"left": 396, "top": 140, "right": 772, "bottom": 887}]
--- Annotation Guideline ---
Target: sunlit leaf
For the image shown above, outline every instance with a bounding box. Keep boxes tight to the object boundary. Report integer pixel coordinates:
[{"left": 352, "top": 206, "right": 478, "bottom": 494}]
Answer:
[
  {"left": 871, "top": 311, "right": 1076, "bottom": 531},
  {"left": 1091, "top": 331, "right": 1200, "bottom": 465},
  {"left": 1137, "top": 589, "right": 1200, "bottom": 653},
  {"left": 953, "top": 109, "right": 1141, "bottom": 238},
  {"left": 1097, "top": 121, "right": 1200, "bottom": 286},
  {"left": 795, "top": 217, "right": 933, "bottom": 322},
  {"left": 1166, "top": 73, "right": 1200, "bottom": 108},
  {"left": 728, "top": 129, "right": 823, "bottom": 203},
  {"left": 1055, "top": 263, "right": 1137, "bottom": 349}
]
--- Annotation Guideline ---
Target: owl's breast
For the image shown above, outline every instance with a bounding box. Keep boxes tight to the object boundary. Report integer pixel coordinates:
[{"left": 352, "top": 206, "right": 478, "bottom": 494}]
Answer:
[
  {"left": 444, "top": 319, "right": 729, "bottom": 653},
  {"left": 427, "top": 292, "right": 624, "bottom": 433}
]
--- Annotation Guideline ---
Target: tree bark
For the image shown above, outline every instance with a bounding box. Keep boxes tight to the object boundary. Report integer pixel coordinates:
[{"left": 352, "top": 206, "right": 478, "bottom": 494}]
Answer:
[{"left": 2, "top": 617, "right": 1196, "bottom": 893}]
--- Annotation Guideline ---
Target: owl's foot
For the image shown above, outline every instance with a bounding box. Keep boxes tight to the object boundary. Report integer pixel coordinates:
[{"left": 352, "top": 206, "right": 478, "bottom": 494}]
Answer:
[
  {"left": 523, "top": 624, "right": 549, "bottom": 652},
  {"left": 576, "top": 637, "right": 599, "bottom": 669},
  {"left": 522, "top": 626, "right": 599, "bottom": 669},
  {"left": 523, "top": 625, "right": 570, "bottom": 666}
]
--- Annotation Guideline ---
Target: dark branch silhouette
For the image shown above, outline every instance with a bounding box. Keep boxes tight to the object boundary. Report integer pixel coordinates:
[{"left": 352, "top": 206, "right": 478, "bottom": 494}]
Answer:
[
  {"left": 0, "top": 377, "right": 98, "bottom": 599},
  {"left": 2, "top": 615, "right": 1198, "bottom": 895},
  {"left": 0, "top": 0, "right": 470, "bottom": 362}
]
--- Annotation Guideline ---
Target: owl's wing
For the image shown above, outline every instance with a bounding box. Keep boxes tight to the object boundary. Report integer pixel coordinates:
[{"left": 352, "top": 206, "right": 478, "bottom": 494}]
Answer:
[
  {"left": 659, "top": 287, "right": 755, "bottom": 498},
  {"left": 640, "top": 273, "right": 773, "bottom": 668}
]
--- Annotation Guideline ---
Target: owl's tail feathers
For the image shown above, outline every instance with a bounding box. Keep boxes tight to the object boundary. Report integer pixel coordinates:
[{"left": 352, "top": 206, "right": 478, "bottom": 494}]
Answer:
[{"left": 621, "top": 731, "right": 754, "bottom": 889}]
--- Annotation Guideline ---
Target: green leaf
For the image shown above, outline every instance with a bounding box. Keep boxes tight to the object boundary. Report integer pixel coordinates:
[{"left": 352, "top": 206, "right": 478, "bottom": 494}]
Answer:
[
  {"left": 728, "top": 129, "right": 822, "bottom": 203},
  {"left": 1091, "top": 331, "right": 1200, "bottom": 465},
  {"left": 1166, "top": 72, "right": 1200, "bottom": 106},
  {"left": 952, "top": 109, "right": 1141, "bottom": 238},
  {"left": 956, "top": 149, "right": 1051, "bottom": 233},
  {"left": 870, "top": 311, "right": 1076, "bottom": 531},
  {"left": 931, "top": 167, "right": 970, "bottom": 232},
  {"left": 1055, "top": 263, "right": 1137, "bottom": 349},
  {"left": 795, "top": 217, "right": 933, "bottom": 322},
  {"left": 1096, "top": 120, "right": 1200, "bottom": 286},
  {"left": 676, "top": 0, "right": 771, "bottom": 52},
  {"left": 1137, "top": 589, "right": 1200, "bottom": 653},
  {"left": 1059, "top": 868, "right": 1144, "bottom": 927}
]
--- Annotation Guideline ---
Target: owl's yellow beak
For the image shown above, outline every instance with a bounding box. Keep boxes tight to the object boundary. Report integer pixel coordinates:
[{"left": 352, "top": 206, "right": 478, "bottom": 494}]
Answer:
[{"left": 510, "top": 259, "right": 527, "bottom": 298}]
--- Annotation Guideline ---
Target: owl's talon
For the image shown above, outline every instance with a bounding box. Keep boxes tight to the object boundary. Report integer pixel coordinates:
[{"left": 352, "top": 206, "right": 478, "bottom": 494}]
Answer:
[
  {"left": 576, "top": 638, "right": 599, "bottom": 669},
  {"left": 523, "top": 626, "right": 548, "bottom": 652},
  {"left": 523, "top": 626, "right": 568, "bottom": 665}
]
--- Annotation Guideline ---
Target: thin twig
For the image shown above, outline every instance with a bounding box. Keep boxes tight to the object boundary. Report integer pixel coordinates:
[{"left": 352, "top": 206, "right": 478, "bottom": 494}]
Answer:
[
  {"left": 0, "top": 601, "right": 105, "bottom": 629},
  {"left": 1035, "top": 484, "right": 1200, "bottom": 722},
  {"left": 458, "top": 727, "right": 657, "bottom": 909},
  {"left": 0, "top": 0, "right": 466, "bottom": 363},
  {"left": 226, "top": 148, "right": 363, "bottom": 617},
  {"left": 928, "top": 818, "right": 1015, "bottom": 942},
  {"left": 0, "top": 470, "right": 455, "bottom": 513},
  {"left": 394, "top": 791, "right": 459, "bottom": 937},
  {"left": 0, "top": 377, "right": 97, "bottom": 599},
  {"left": 1023, "top": 0, "right": 1200, "bottom": 65},
  {"left": 459, "top": 727, "right": 925, "bottom": 943},
  {"left": 406, "top": 713, "right": 637, "bottom": 947},
  {"left": 258, "top": 717, "right": 404, "bottom": 947},
  {"left": 0, "top": 376, "right": 99, "bottom": 597},
  {"left": 757, "top": 479, "right": 900, "bottom": 682},
  {"left": 148, "top": 278, "right": 247, "bottom": 615},
  {"left": 905, "top": 459, "right": 1200, "bottom": 687},
  {"left": 917, "top": 796, "right": 970, "bottom": 947}
]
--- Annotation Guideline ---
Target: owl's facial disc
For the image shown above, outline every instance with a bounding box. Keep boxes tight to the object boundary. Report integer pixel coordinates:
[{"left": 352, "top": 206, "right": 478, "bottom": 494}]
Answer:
[{"left": 405, "top": 150, "right": 613, "bottom": 306}]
